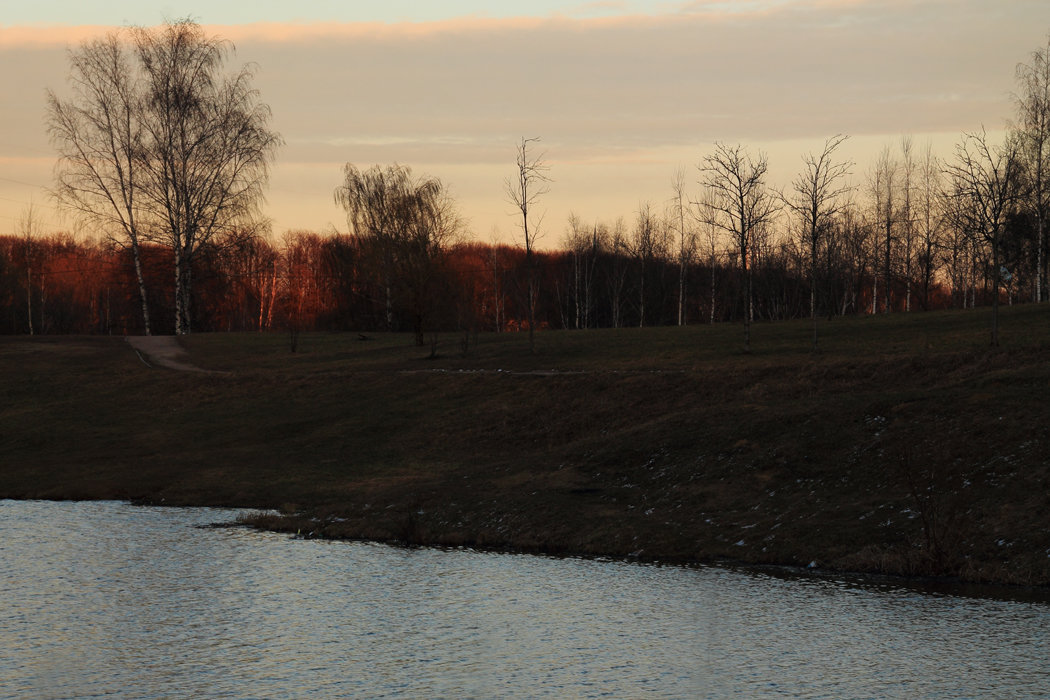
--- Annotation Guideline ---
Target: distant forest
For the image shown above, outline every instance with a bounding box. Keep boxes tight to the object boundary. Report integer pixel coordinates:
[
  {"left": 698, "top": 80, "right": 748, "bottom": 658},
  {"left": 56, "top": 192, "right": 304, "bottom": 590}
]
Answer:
[
  {"left": 0, "top": 210, "right": 1033, "bottom": 337},
  {"left": 3, "top": 23, "right": 1049, "bottom": 340}
]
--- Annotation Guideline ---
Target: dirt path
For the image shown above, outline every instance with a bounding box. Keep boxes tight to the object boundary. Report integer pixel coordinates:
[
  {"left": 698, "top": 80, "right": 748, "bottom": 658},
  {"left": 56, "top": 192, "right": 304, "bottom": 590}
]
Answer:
[{"left": 126, "top": 335, "right": 223, "bottom": 374}]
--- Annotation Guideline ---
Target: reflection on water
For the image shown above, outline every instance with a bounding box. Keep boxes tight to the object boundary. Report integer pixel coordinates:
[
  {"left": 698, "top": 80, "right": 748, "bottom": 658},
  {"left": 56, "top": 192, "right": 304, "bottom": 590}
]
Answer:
[{"left": 1, "top": 499, "right": 1048, "bottom": 698}]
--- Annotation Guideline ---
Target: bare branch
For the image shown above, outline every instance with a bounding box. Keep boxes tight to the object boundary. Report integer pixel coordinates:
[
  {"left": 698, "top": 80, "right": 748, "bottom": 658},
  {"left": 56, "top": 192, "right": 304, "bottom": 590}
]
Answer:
[
  {"left": 698, "top": 142, "right": 780, "bottom": 351},
  {"left": 46, "top": 19, "right": 282, "bottom": 335}
]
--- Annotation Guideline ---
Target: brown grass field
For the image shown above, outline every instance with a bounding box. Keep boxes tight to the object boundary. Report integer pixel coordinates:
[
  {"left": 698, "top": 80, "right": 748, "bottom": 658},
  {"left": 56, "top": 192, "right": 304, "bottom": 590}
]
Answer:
[{"left": 3, "top": 305, "right": 1049, "bottom": 587}]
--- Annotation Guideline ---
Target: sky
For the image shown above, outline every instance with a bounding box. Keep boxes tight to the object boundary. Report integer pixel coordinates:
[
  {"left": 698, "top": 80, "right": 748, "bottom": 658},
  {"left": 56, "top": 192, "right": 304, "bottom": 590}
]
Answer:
[{"left": 2, "top": 0, "right": 1049, "bottom": 246}]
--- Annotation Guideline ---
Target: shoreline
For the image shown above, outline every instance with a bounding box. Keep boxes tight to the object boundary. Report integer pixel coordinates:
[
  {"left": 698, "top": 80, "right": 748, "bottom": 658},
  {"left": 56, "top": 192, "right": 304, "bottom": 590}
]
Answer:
[
  {"left": 9, "top": 494, "right": 1049, "bottom": 601},
  {"left": 4, "top": 312, "right": 1049, "bottom": 591}
]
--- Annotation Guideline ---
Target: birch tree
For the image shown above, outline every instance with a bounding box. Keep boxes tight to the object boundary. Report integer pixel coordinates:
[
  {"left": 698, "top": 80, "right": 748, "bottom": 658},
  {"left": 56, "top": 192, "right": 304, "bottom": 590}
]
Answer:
[
  {"left": 945, "top": 129, "right": 1022, "bottom": 346},
  {"left": 631, "top": 202, "right": 661, "bottom": 327},
  {"left": 869, "top": 146, "right": 898, "bottom": 313},
  {"left": 899, "top": 136, "right": 917, "bottom": 312},
  {"left": 47, "top": 20, "right": 280, "bottom": 336},
  {"left": 782, "top": 134, "right": 852, "bottom": 349},
  {"left": 606, "top": 217, "right": 630, "bottom": 329},
  {"left": 691, "top": 191, "right": 722, "bottom": 323},
  {"left": 916, "top": 142, "right": 945, "bottom": 310},
  {"left": 563, "top": 213, "right": 588, "bottom": 329},
  {"left": 699, "top": 143, "right": 780, "bottom": 352},
  {"left": 134, "top": 20, "right": 280, "bottom": 335},
  {"left": 1014, "top": 33, "right": 1050, "bottom": 302},
  {"left": 47, "top": 31, "right": 153, "bottom": 334},
  {"left": 670, "top": 168, "right": 695, "bottom": 326},
  {"left": 18, "top": 204, "right": 40, "bottom": 336}
]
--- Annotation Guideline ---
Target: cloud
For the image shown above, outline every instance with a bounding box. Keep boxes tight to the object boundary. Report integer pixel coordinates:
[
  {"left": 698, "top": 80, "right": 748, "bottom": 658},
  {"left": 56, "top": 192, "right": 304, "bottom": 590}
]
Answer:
[
  {"left": 3, "top": 1, "right": 1046, "bottom": 237},
  {"left": 675, "top": 0, "right": 798, "bottom": 15},
  {"left": 0, "top": 24, "right": 117, "bottom": 47},
  {"left": 223, "top": 4, "right": 1034, "bottom": 168},
  {"left": 565, "top": 1, "right": 632, "bottom": 17}
]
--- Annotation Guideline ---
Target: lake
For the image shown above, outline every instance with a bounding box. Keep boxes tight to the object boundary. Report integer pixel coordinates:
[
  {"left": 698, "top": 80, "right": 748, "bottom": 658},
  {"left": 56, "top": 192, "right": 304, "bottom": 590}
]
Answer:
[{"left": 1, "top": 499, "right": 1047, "bottom": 698}]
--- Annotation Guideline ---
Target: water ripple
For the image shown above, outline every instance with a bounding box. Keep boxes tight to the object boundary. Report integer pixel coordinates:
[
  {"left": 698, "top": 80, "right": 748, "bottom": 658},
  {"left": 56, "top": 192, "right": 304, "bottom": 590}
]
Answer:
[{"left": 1, "top": 500, "right": 1048, "bottom": 698}]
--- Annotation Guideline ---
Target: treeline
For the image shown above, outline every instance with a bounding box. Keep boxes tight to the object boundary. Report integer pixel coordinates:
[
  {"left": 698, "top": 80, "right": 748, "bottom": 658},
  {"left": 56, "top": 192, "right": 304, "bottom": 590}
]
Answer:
[
  {"left": 0, "top": 217, "right": 1011, "bottom": 338},
  {"left": 3, "top": 128, "right": 1044, "bottom": 339}
]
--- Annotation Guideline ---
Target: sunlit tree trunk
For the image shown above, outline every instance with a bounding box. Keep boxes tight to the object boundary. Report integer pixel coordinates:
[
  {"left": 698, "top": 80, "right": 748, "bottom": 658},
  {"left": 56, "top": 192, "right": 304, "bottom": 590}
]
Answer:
[{"left": 132, "top": 245, "right": 151, "bottom": 335}]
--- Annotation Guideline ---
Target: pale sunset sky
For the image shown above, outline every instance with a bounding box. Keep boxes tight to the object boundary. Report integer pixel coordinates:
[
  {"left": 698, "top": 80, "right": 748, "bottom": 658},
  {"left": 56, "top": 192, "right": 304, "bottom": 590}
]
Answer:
[{"left": 2, "top": 1, "right": 1048, "bottom": 245}]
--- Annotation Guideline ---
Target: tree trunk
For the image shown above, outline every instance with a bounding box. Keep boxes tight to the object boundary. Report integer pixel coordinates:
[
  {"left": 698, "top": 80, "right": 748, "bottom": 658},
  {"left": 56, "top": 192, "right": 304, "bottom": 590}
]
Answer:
[
  {"left": 131, "top": 239, "right": 151, "bottom": 336},
  {"left": 992, "top": 235, "right": 1000, "bottom": 346},
  {"left": 678, "top": 256, "right": 686, "bottom": 326},
  {"left": 38, "top": 274, "right": 46, "bottom": 334},
  {"left": 181, "top": 262, "right": 193, "bottom": 335},
  {"left": 744, "top": 263, "right": 752, "bottom": 353},
  {"left": 709, "top": 257, "right": 716, "bottom": 324},
  {"left": 527, "top": 248, "right": 536, "bottom": 353},
  {"left": 574, "top": 251, "right": 581, "bottom": 329},
  {"left": 1038, "top": 216, "right": 1045, "bottom": 302},
  {"left": 25, "top": 259, "right": 33, "bottom": 336},
  {"left": 174, "top": 243, "right": 189, "bottom": 336},
  {"left": 884, "top": 219, "right": 892, "bottom": 313},
  {"left": 638, "top": 261, "right": 646, "bottom": 328},
  {"left": 810, "top": 239, "right": 818, "bottom": 350}
]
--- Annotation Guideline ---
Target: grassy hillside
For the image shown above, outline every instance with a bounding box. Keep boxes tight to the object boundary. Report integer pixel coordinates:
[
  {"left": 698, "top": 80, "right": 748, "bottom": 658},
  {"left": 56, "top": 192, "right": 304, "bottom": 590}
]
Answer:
[{"left": 3, "top": 305, "right": 1049, "bottom": 586}]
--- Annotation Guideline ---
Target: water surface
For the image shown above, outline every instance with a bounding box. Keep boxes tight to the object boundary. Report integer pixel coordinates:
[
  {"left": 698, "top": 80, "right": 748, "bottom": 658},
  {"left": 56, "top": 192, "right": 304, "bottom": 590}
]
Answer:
[{"left": 1, "top": 500, "right": 1047, "bottom": 698}]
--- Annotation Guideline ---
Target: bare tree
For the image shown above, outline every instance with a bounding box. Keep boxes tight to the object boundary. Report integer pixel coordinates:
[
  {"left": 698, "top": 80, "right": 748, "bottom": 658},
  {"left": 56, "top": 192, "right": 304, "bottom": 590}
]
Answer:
[
  {"left": 916, "top": 142, "right": 945, "bottom": 310},
  {"left": 47, "top": 20, "right": 281, "bottom": 336},
  {"left": 1014, "top": 33, "right": 1050, "bottom": 302},
  {"left": 945, "top": 128, "right": 1022, "bottom": 346},
  {"left": 562, "top": 213, "right": 603, "bottom": 330},
  {"left": 782, "top": 134, "right": 852, "bottom": 349},
  {"left": 837, "top": 198, "right": 869, "bottom": 315},
  {"left": 631, "top": 202, "right": 663, "bottom": 327},
  {"left": 564, "top": 212, "right": 587, "bottom": 329},
  {"left": 18, "top": 204, "right": 40, "bottom": 336},
  {"left": 941, "top": 197, "right": 972, "bottom": 308},
  {"left": 505, "top": 137, "right": 550, "bottom": 353},
  {"left": 134, "top": 20, "right": 280, "bottom": 335},
  {"left": 47, "top": 31, "right": 152, "bottom": 334},
  {"left": 606, "top": 217, "right": 631, "bottom": 329},
  {"left": 869, "top": 146, "right": 899, "bottom": 313},
  {"left": 670, "top": 167, "right": 695, "bottom": 326},
  {"left": 699, "top": 142, "right": 780, "bottom": 352},
  {"left": 691, "top": 190, "right": 722, "bottom": 324},
  {"left": 899, "top": 136, "right": 917, "bottom": 312},
  {"left": 489, "top": 237, "right": 506, "bottom": 332}
]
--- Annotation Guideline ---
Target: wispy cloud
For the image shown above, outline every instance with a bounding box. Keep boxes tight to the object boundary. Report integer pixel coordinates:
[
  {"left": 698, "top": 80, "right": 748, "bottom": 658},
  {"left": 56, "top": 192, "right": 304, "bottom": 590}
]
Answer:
[
  {"left": 565, "top": 1, "right": 632, "bottom": 17},
  {"left": 675, "top": 0, "right": 798, "bottom": 15},
  {"left": 2, "top": 0, "right": 1046, "bottom": 236},
  {"left": 0, "top": 24, "right": 117, "bottom": 47},
  {"left": 223, "top": 5, "right": 1034, "bottom": 163}
]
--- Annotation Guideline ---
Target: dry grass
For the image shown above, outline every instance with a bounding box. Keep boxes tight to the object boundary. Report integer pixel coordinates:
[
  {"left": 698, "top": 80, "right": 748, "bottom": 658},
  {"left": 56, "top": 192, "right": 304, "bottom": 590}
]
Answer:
[{"left": 3, "top": 305, "right": 1049, "bottom": 586}]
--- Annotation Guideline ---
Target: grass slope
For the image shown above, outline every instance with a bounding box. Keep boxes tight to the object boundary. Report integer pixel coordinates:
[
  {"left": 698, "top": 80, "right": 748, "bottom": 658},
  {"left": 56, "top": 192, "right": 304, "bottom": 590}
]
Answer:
[{"left": 3, "top": 305, "right": 1049, "bottom": 586}]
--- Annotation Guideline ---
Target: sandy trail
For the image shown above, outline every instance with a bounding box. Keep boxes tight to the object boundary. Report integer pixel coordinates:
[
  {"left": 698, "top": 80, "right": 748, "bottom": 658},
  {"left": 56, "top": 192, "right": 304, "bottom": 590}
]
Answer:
[{"left": 126, "top": 335, "right": 222, "bottom": 373}]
